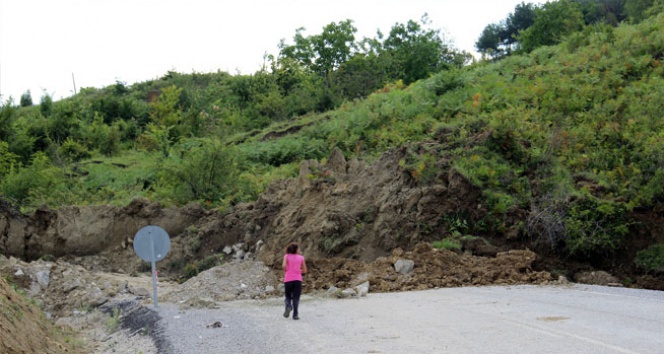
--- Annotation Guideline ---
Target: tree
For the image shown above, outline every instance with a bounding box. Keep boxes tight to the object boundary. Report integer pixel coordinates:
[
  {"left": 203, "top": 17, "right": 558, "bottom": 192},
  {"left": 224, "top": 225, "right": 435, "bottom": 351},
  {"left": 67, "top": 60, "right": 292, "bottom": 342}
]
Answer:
[
  {"left": 476, "top": 23, "right": 505, "bottom": 58},
  {"left": 332, "top": 52, "right": 390, "bottom": 98},
  {"left": 311, "top": 20, "right": 357, "bottom": 76},
  {"left": 20, "top": 91, "right": 33, "bottom": 107},
  {"left": 278, "top": 20, "right": 357, "bottom": 77},
  {"left": 624, "top": 0, "right": 664, "bottom": 22},
  {"left": 476, "top": 2, "right": 537, "bottom": 59},
  {"left": 517, "top": 0, "right": 585, "bottom": 53},
  {"left": 40, "top": 94, "right": 53, "bottom": 117},
  {"left": 504, "top": 2, "right": 537, "bottom": 47},
  {"left": 573, "top": 0, "right": 626, "bottom": 25},
  {"left": 278, "top": 28, "right": 315, "bottom": 71},
  {"left": 381, "top": 15, "right": 466, "bottom": 84}
]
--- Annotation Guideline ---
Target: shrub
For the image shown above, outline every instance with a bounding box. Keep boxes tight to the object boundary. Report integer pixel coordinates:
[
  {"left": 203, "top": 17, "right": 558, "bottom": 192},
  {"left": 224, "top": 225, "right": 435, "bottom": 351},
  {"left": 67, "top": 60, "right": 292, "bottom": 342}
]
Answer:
[
  {"left": 563, "top": 198, "right": 631, "bottom": 259},
  {"left": 59, "top": 138, "right": 91, "bottom": 162},
  {"left": 154, "top": 138, "right": 237, "bottom": 204},
  {"left": 0, "top": 152, "right": 53, "bottom": 203},
  {"left": 0, "top": 141, "right": 20, "bottom": 177},
  {"left": 634, "top": 244, "right": 664, "bottom": 273}
]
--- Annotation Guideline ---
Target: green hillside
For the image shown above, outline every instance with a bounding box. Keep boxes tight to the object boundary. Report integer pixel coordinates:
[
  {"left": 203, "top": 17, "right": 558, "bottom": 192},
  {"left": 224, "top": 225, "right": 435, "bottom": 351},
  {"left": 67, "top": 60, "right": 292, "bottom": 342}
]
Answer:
[{"left": 1, "top": 7, "right": 664, "bottom": 267}]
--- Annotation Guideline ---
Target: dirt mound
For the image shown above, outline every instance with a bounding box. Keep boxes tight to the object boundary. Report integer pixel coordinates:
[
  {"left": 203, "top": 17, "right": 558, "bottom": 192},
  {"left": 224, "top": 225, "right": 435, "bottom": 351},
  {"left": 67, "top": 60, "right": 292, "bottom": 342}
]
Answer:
[
  {"left": 163, "top": 260, "right": 280, "bottom": 303},
  {"left": 303, "top": 243, "right": 552, "bottom": 293},
  {"left": 0, "top": 273, "right": 83, "bottom": 354}
]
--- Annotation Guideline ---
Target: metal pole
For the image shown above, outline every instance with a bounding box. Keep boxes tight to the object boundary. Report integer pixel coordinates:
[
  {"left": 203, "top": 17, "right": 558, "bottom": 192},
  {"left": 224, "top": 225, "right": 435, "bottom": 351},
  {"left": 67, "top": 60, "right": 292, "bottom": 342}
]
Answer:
[{"left": 150, "top": 235, "right": 159, "bottom": 308}]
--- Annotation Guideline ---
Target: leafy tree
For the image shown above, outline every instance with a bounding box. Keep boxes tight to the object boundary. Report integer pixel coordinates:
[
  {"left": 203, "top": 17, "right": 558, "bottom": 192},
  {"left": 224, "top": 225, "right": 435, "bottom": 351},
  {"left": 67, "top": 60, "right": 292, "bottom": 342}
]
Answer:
[
  {"left": 381, "top": 15, "right": 462, "bottom": 84},
  {"left": 476, "top": 2, "right": 536, "bottom": 59},
  {"left": 624, "top": 0, "right": 656, "bottom": 22},
  {"left": 504, "top": 2, "right": 537, "bottom": 47},
  {"left": 278, "top": 20, "right": 357, "bottom": 77},
  {"left": 518, "top": 0, "right": 585, "bottom": 53},
  {"left": 573, "top": 0, "right": 626, "bottom": 25},
  {"left": 20, "top": 91, "right": 33, "bottom": 107},
  {"left": 311, "top": 20, "right": 357, "bottom": 76},
  {"left": 476, "top": 23, "right": 505, "bottom": 58},
  {"left": 278, "top": 28, "right": 315, "bottom": 71},
  {"left": 332, "top": 53, "right": 390, "bottom": 98},
  {"left": 40, "top": 94, "right": 53, "bottom": 117}
]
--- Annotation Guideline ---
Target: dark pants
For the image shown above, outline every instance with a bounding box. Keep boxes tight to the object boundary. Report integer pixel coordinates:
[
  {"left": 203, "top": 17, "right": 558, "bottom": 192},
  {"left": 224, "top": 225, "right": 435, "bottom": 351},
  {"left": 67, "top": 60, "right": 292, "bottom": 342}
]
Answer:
[{"left": 284, "top": 281, "right": 302, "bottom": 316}]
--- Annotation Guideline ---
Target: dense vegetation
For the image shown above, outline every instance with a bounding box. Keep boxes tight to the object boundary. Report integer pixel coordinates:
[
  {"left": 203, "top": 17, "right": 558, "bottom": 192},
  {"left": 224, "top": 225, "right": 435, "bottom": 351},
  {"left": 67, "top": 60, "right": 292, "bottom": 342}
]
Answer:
[{"left": 1, "top": 1, "right": 663, "bottom": 266}]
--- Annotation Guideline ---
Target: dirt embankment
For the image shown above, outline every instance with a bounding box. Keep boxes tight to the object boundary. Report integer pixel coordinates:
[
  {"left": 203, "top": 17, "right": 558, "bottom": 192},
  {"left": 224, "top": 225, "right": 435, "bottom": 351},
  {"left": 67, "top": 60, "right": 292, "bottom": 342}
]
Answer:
[
  {"left": 0, "top": 275, "right": 83, "bottom": 354},
  {"left": 1, "top": 146, "right": 662, "bottom": 352},
  {"left": 1, "top": 146, "right": 663, "bottom": 289},
  {"left": 1, "top": 145, "right": 490, "bottom": 277}
]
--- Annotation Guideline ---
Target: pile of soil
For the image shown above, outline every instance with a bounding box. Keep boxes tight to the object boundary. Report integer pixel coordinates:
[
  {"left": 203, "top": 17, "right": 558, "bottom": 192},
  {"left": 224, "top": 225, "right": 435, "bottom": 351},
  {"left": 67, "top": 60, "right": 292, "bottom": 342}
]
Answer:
[
  {"left": 0, "top": 275, "right": 83, "bottom": 354},
  {"left": 303, "top": 244, "right": 552, "bottom": 293}
]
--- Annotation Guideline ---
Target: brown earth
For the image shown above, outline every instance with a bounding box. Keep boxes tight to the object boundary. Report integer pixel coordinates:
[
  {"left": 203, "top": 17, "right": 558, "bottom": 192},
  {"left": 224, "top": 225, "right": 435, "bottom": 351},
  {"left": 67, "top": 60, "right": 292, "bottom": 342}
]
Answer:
[
  {"left": 0, "top": 275, "right": 84, "bottom": 354},
  {"left": 0, "top": 146, "right": 662, "bottom": 353}
]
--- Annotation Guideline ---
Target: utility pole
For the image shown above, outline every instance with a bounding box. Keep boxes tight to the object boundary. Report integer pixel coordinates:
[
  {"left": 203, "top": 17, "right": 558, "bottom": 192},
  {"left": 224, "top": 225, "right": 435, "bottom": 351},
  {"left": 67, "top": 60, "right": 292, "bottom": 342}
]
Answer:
[{"left": 72, "top": 72, "right": 77, "bottom": 95}]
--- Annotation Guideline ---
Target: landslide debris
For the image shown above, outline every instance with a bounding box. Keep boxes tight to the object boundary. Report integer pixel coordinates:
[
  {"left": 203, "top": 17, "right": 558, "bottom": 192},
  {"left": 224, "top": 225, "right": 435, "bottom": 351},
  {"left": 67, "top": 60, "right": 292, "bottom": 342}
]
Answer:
[{"left": 0, "top": 273, "right": 84, "bottom": 354}]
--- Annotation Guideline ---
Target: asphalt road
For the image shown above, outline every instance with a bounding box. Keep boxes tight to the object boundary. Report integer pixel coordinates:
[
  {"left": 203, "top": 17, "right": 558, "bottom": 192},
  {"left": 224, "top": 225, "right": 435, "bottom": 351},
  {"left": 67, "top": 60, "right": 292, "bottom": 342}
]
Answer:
[{"left": 155, "top": 284, "right": 664, "bottom": 354}]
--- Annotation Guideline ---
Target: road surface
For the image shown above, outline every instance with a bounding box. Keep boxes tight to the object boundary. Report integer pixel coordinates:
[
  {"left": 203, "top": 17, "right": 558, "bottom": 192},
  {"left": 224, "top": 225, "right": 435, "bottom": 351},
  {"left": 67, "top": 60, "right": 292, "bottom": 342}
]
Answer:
[{"left": 153, "top": 284, "right": 664, "bottom": 353}]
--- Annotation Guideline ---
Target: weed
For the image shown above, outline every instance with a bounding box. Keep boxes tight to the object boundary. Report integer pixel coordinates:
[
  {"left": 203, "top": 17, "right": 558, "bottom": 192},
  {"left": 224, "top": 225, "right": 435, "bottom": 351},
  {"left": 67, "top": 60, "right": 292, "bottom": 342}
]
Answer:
[
  {"left": 64, "top": 336, "right": 86, "bottom": 348},
  {"left": 432, "top": 238, "right": 462, "bottom": 252},
  {"left": 104, "top": 307, "right": 121, "bottom": 333},
  {"left": 442, "top": 212, "right": 470, "bottom": 236},
  {"left": 39, "top": 254, "right": 55, "bottom": 262},
  {"left": 187, "top": 237, "right": 202, "bottom": 254}
]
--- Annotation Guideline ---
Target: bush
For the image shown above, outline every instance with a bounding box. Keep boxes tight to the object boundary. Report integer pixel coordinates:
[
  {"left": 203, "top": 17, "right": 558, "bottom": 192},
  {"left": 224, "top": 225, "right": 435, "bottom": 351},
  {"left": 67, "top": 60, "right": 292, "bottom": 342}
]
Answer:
[
  {"left": 563, "top": 198, "right": 631, "bottom": 259},
  {"left": 59, "top": 138, "right": 91, "bottom": 162},
  {"left": 635, "top": 244, "right": 664, "bottom": 273},
  {"left": 0, "top": 152, "right": 53, "bottom": 203},
  {"left": 155, "top": 138, "right": 237, "bottom": 204},
  {"left": 0, "top": 141, "right": 20, "bottom": 177}
]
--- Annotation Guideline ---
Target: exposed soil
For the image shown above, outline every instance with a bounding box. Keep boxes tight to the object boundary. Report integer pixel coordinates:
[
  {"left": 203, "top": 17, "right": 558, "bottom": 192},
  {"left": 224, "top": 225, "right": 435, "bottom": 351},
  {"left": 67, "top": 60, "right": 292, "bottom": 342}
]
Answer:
[
  {"left": 0, "top": 146, "right": 662, "bottom": 353},
  {"left": 0, "top": 274, "right": 84, "bottom": 354}
]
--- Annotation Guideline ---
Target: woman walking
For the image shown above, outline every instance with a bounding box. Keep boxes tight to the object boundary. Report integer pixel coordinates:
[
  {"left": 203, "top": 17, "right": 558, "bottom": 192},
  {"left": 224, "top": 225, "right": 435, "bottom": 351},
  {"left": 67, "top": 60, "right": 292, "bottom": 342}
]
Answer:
[{"left": 283, "top": 242, "right": 307, "bottom": 320}]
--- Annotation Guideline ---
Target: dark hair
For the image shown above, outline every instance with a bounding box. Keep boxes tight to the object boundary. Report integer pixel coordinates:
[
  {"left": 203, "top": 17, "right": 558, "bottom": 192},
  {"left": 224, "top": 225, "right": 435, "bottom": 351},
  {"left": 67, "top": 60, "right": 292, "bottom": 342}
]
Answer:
[{"left": 286, "top": 242, "right": 299, "bottom": 254}]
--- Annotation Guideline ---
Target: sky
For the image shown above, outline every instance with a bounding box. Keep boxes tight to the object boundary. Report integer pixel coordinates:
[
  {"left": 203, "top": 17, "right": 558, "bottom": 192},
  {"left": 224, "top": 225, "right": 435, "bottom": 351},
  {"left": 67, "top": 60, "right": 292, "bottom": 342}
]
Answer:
[{"left": 0, "top": 0, "right": 544, "bottom": 102}]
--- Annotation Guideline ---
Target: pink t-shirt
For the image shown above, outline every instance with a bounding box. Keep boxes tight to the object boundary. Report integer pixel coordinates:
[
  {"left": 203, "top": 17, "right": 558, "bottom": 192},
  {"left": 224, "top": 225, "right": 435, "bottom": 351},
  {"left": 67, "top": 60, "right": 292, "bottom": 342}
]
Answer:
[{"left": 284, "top": 254, "right": 305, "bottom": 282}]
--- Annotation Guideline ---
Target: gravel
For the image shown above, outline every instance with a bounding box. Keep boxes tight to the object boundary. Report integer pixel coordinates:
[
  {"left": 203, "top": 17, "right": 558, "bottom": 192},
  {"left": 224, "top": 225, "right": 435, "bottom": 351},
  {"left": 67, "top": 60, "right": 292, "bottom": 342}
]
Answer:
[{"left": 99, "top": 284, "right": 664, "bottom": 353}]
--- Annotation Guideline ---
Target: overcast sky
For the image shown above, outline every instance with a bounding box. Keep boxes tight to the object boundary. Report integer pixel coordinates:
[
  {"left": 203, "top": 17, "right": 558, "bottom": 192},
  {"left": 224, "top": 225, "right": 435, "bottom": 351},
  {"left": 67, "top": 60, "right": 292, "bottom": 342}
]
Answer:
[{"left": 0, "top": 0, "right": 544, "bottom": 102}]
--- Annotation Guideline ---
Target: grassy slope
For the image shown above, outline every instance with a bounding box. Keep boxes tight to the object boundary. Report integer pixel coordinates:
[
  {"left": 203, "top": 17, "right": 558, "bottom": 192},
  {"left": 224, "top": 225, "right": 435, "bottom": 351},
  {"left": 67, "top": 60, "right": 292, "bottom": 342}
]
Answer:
[{"left": 6, "top": 14, "right": 663, "bottom": 261}]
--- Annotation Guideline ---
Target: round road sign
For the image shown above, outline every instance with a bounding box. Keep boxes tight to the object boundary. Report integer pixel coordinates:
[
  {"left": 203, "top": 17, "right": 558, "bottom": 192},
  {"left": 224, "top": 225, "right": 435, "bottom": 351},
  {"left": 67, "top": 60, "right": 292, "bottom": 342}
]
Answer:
[{"left": 133, "top": 225, "right": 171, "bottom": 262}]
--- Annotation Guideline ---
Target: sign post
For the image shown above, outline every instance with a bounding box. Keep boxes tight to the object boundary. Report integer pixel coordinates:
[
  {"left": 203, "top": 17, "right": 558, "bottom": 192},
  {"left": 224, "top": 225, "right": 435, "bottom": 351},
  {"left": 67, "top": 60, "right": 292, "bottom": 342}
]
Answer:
[{"left": 133, "top": 225, "right": 170, "bottom": 308}]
